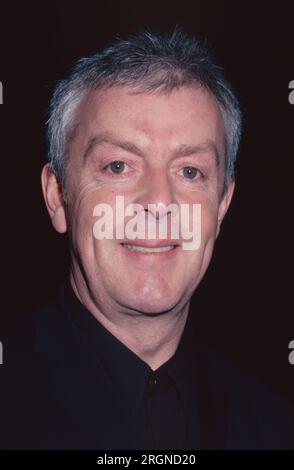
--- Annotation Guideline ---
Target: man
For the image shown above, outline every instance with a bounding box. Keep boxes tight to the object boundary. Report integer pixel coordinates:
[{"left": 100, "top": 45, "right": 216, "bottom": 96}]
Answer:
[{"left": 1, "top": 28, "right": 293, "bottom": 450}]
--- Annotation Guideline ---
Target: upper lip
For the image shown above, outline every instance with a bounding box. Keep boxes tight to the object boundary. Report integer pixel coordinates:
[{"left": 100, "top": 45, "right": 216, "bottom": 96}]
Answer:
[{"left": 120, "top": 240, "right": 181, "bottom": 248}]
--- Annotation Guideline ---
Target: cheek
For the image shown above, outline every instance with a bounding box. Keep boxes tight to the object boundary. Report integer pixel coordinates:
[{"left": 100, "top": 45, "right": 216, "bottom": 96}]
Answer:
[
  {"left": 183, "top": 205, "right": 218, "bottom": 284},
  {"left": 186, "top": 194, "right": 219, "bottom": 246},
  {"left": 67, "top": 186, "right": 106, "bottom": 250},
  {"left": 201, "top": 205, "right": 218, "bottom": 240}
]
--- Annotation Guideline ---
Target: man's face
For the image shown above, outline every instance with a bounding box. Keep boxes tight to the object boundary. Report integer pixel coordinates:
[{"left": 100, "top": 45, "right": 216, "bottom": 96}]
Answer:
[{"left": 44, "top": 85, "right": 234, "bottom": 316}]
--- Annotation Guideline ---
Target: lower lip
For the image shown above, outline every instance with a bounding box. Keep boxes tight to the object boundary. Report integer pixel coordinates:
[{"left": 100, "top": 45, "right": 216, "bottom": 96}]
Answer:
[{"left": 119, "top": 243, "right": 181, "bottom": 260}]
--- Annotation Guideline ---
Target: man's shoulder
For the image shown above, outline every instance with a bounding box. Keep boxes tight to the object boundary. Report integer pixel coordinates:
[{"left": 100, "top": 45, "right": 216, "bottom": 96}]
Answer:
[
  {"left": 0, "top": 297, "right": 87, "bottom": 449},
  {"left": 193, "top": 339, "right": 294, "bottom": 448},
  {"left": 1, "top": 288, "right": 72, "bottom": 400},
  {"left": 2, "top": 292, "right": 59, "bottom": 361}
]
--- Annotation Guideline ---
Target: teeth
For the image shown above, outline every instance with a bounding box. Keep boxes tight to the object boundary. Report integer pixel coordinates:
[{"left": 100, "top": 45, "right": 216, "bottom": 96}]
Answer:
[{"left": 123, "top": 244, "right": 175, "bottom": 253}]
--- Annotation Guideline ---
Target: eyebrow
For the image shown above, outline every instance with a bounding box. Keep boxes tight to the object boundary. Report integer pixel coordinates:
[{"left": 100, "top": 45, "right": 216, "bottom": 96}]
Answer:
[{"left": 83, "top": 132, "right": 220, "bottom": 167}]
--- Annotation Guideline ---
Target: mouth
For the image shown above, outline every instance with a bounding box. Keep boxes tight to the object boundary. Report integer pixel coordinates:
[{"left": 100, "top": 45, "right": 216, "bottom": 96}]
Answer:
[
  {"left": 119, "top": 241, "right": 181, "bottom": 259},
  {"left": 122, "top": 244, "right": 177, "bottom": 253}
]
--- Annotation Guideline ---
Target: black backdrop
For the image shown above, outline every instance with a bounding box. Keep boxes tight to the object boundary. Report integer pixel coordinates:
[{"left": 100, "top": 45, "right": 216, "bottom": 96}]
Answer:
[{"left": 0, "top": 0, "right": 293, "bottom": 404}]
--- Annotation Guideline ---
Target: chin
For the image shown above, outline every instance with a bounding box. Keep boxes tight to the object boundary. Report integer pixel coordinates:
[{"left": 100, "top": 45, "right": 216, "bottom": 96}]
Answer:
[{"left": 126, "top": 292, "right": 182, "bottom": 316}]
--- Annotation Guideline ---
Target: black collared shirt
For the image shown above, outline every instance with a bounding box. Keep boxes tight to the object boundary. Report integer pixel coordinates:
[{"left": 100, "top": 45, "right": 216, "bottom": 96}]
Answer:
[
  {"left": 2, "top": 281, "right": 294, "bottom": 449},
  {"left": 64, "top": 280, "right": 199, "bottom": 450}
]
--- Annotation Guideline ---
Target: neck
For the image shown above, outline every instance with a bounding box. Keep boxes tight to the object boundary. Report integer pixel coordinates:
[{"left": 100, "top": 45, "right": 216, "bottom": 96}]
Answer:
[{"left": 69, "top": 273, "right": 190, "bottom": 370}]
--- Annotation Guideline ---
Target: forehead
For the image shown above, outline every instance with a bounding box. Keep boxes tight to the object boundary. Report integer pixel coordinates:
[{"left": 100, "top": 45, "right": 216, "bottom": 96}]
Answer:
[{"left": 73, "top": 84, "right": 225, "bottom": 156}]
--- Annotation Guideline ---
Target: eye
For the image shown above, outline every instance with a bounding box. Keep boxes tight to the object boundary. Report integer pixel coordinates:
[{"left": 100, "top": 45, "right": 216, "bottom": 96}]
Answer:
[
  {"left": 105, "top": 161, "right": 128, "bottom": 174},
  {"left": 180, "top": 166, "right": 202, "bottom": 180}
]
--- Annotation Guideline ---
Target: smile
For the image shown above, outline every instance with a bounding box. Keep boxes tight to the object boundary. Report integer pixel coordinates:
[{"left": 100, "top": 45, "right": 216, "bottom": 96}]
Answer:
[{"left": 122, "top": 244, "right": 177, "bottom": 253}]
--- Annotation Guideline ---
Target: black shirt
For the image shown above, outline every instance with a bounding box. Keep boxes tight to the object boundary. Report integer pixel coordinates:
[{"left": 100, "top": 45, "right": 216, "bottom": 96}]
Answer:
[
  {"left": 1, "top": 280, "right": 293, "bottom": 449},
  {"left": 65, "top": 280, "right": 198, "bottom": 449}
]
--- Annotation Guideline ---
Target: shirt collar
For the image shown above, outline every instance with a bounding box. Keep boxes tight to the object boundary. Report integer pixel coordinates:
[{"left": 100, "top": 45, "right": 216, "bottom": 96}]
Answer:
[{"left": 64, "top": 279, "right": 197, "bottom": 419}]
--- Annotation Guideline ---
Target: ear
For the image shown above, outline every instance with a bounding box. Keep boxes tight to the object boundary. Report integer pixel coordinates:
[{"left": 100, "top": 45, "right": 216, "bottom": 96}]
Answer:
[
  {"left": 216, "top": 179, "right": 235, "bottom": 239},
  {"left": 41, "top": 163, "right": 67, "bottom": 233}
]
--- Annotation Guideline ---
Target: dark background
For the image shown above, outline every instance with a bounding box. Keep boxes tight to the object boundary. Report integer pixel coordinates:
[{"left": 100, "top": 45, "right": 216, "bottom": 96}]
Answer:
[{"left": 0, "top": 1, "right": 293, "bottom": 403}]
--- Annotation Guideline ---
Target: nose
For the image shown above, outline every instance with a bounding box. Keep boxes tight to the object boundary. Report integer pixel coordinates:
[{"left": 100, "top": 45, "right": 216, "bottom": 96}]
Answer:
[{"left": 134, "top": 167, "right": 176, "bottom": 220}]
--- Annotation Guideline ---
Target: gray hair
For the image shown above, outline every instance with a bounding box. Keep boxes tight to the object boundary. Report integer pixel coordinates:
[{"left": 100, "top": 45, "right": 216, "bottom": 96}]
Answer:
[{"left": 46, "top": 27, "right": 242, "bottom": 194}]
